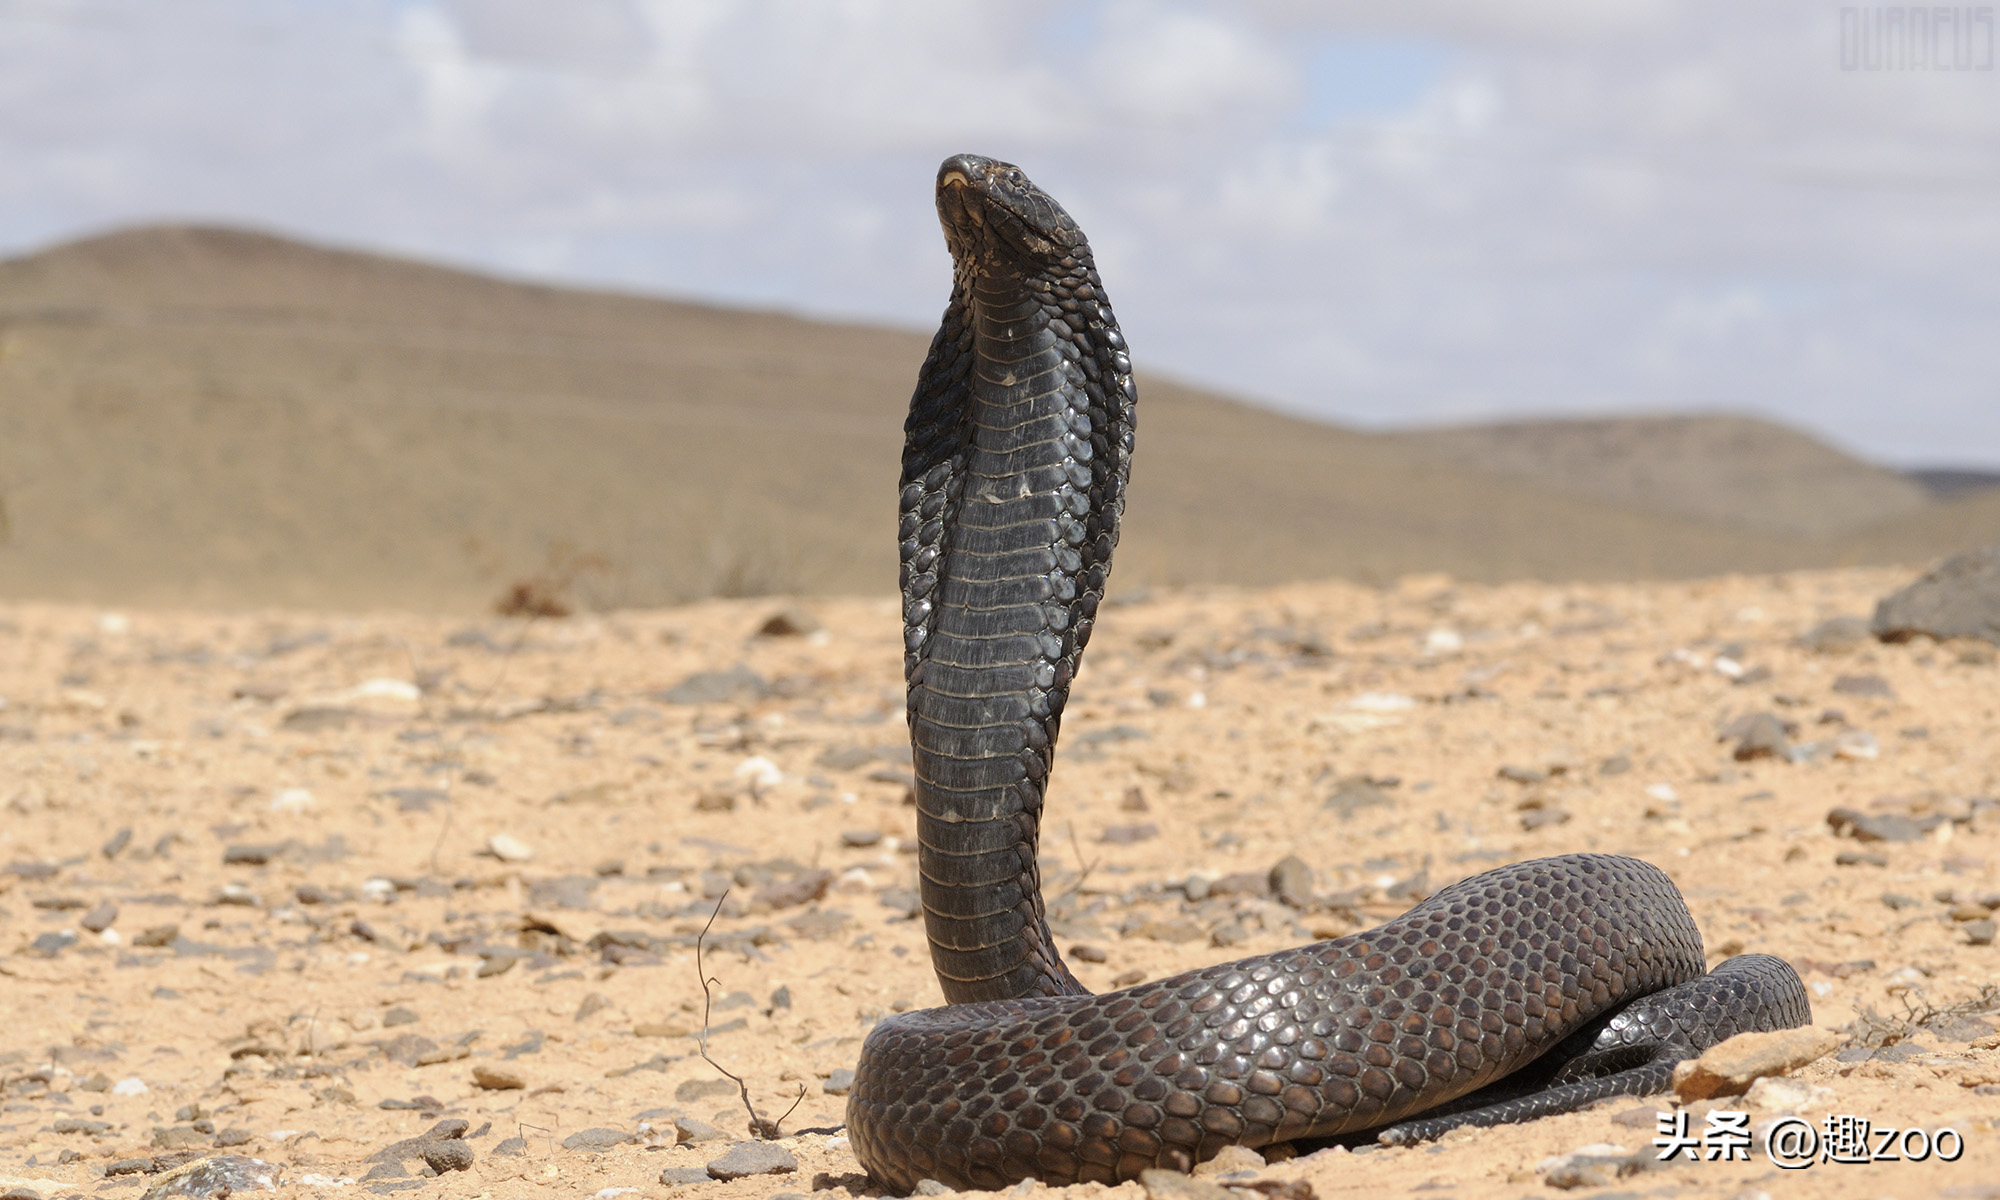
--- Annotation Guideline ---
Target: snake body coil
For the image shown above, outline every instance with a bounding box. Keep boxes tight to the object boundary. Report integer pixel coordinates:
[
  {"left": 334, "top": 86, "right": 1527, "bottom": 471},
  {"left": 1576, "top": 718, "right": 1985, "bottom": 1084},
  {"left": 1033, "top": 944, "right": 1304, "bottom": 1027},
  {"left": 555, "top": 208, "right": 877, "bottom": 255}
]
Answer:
[{"left": 846, "top": 154, "right": 1810, "bottom": 1192}]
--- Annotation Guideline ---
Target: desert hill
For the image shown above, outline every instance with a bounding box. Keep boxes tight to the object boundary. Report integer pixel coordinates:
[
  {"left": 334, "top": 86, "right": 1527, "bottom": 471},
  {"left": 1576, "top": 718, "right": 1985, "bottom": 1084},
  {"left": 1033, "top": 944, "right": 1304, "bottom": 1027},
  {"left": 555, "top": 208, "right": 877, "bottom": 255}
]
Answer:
[{"left": 1, "top": 225, "right": 1994, "bottom": 612}]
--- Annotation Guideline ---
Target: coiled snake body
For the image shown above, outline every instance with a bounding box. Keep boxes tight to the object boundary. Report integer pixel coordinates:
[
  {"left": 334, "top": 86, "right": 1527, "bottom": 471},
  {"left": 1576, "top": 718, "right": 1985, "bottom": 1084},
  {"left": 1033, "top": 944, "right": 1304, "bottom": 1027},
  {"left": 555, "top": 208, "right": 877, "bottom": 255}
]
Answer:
[{"left": 846, "top": 154, "right": 1810, "bottom": 1192}]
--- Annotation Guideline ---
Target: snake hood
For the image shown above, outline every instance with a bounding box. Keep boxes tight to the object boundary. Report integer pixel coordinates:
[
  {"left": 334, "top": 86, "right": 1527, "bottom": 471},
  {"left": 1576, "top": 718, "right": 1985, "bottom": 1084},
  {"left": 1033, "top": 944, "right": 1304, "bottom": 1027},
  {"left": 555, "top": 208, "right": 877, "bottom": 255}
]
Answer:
[{"left": 936, "top": 153, "right": 1087, "bottom": 268}]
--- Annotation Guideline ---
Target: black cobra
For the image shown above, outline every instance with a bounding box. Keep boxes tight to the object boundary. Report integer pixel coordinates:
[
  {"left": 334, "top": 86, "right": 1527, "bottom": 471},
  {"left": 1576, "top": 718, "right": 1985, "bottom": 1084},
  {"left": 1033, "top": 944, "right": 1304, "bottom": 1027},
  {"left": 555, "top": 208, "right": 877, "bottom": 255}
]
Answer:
[{"left": 845, "top": 154, "right": 1811, "bottom": 1192}]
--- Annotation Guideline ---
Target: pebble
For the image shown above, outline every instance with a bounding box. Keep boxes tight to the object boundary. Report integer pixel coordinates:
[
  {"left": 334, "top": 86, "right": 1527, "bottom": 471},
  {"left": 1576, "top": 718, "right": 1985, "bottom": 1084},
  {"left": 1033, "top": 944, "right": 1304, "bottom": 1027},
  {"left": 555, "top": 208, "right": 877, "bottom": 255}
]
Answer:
[
  {"left": 1831, "top": 673, "right": 1894, "bottom": 699},
  {"left": 658, "top": 1167, "right": 710, "bottom": 1186},
  {"left": 1100, "top": 823, "right": 1159, "bottom": 845},
  {"left": 839, "top": 829, "right": 882, "bottom": 847},
  {"left": 1191, "top": 1145, "right": 1265, "bottom": 1177},
  {"left": 560, "top": 1128, "right": 635, "bottom": 1152},
  {"left": 1726, "top": 712, "right": 1790, "bottom": 761},
  {"left": 1268, "top": 855, "right": 1315, "bottom": 909},
  {"left": 657, "top": 666, "right": 767, "bottom": 705},
  {"left": 490, "top": 1137, "right": 528, "bottom": 1157},
  {"left": 1825, "top": 807, "right": 1926, "bottom": 843},
  {"left": 1966, "top": 918, "right": 1997, "bottom": 946},
  {"left": 1139, "top": 1169, "right": 1235, "bottom": 1200},
  {"left": 1742, "top": 1075, "right": 1836, "bottom": 1110},
  {"left": 138, "top": 1157, "right": 281, "bottom": 1200},
  {"left": 420, "top": 1140, "right": 474, "bottom": 1174},
  {"left": 1799, "top": 615, "right": 1871, "bottom": 652},
  {"left": 756, "top": 609, "right": 820, "bottom": 637},
  {"left": 1672, "top": 1027, "right": 1843, "bottom": 1101},
  {"left": 820, "top": 1068, "right": 856, "bottom": 1096},
  {"left": 704, "top": 1141, "right": 798, "bottom": 1180},
  {"left": 1871, "top": 544, "right": 2000, "bottom": 645},
  {"left": 912, "top": 1182, "right": 954, "bottom": 1197},
  {"left": 80, "top": 902, "right": 119, "bottom": 933},
  {"left": 486, "top": 833, "right": 534, "bottom": 863},
  {"left": 673, "top": 1116, "right": 727, "bottom": 1143},
  {"left": 471, "top": 1065, "right": 525, "bottom": 1090}
]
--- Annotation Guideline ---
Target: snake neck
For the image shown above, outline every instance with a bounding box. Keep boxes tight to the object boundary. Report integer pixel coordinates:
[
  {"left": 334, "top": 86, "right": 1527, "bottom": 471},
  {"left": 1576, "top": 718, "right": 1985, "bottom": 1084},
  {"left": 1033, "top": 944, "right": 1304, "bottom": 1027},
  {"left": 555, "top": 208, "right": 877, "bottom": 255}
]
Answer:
[{"left": 900, "top": 248, "right": 1135, "bottom": 1005}]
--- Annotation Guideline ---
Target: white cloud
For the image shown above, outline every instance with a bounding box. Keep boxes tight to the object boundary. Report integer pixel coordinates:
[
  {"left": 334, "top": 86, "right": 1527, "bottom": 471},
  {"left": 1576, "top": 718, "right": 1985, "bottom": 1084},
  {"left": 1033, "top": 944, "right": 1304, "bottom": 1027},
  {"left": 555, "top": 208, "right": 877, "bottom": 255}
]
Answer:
[{"left": 0, "top": 0, "right": 1995, "bottom": 465}]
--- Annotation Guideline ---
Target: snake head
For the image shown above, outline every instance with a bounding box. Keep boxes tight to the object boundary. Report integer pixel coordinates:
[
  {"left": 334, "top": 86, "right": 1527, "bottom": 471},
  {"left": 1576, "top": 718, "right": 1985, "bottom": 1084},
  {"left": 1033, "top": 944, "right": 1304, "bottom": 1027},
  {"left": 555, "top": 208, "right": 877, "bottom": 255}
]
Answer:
[{"left": 936, "top": 153, "right": 1086, "bottom": 269}]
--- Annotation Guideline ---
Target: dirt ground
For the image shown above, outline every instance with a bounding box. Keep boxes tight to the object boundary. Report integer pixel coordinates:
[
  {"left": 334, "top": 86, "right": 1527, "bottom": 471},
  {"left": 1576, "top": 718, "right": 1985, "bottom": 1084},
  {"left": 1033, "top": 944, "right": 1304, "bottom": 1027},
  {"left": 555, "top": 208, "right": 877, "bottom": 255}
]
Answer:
[{"left": 2, "top": 566, "right": 1997, "bottom": 1200}]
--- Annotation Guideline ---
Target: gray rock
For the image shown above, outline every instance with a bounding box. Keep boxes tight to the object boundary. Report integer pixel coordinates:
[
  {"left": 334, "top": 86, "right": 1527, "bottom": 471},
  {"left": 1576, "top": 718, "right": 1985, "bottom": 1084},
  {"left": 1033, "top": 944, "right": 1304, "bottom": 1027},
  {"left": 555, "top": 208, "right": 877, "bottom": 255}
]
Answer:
[
  {"left": 29, "top": 931, "right": 77, "bottom": 956},
  {"left": 1138, "top": 1169, "right": 1235, "bottom": 1200},
  {"left": 1268, "top": 855, "right": 1315, "bottom": 909},
  {"left": 820, "top": 1068, "right": 855, "bottom": 1097},
  {"left": 360, "top": 1163, "right": 407, "bottom": 1181},
  {"left": 1799, "top": 615, "right": 1872, "bottom": 652},
  {"left": 1966, "top": 918, "right": 1997, "bottom": 946},
  {"left": 1831, "top": 673, "right": 1895, "bottom": 699},
  {"left": 705, "top": 1141, "right": 798, "bottom": 1180},
  {"left": 1729, "top": 712, "right": 1791, "bottom": 761},
  {"left": 137, "top": 1156, "right": 282, "bottom": 1200},
  {"left": 1873, "top": 544, "right": 2000, "bottom": 645},
  {"left": 913, "top": 1182, "right": 956, "bottom": 1197},
  {"left": 1826, "top": 807, "right": 1928, "bottom": 843},
  {"left": 211, "top": 1129, "right": 252, "bottom": 1149},
  {"left": 107, "top": 1158, "right": 155, "bottom": 1177},
  {"left": 658, "top": 1167, "right": 711, "bottom": 1186},
  {"left": 490, "top": 1137, "right": 528, "bottom": 1157},
  {"left": 421, "top": 1140, "right": 474, "bottom": 1173},
  {"left": 655, "top": 666, "right": 766, "bottom": 705},
  {"left": 368, "top": 1119, "right": 469, "bottom": 1163},
  {"left": 1323, "top": 778, "right": 1393, "bottom": 820},
  {"left": 80, "top": 902, "right": 119, "bottom": 933},
  {"left": 560, "top": 1127, "right": 635, "bottom": 1152},
  {"left": 673, "top": 1116, "right": 727, "bottom": 1144},
  {"left": 674, "top": 1078, "right": 737, "bottom": 1103}
]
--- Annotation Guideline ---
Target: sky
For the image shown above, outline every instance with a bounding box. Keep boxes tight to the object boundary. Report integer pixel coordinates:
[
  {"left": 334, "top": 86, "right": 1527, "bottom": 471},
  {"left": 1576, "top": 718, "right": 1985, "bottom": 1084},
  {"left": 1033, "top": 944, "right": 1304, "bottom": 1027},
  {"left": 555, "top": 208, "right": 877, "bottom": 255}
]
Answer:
[{"left": 3, "top": 0, "right": 1998, "bottom": 468}]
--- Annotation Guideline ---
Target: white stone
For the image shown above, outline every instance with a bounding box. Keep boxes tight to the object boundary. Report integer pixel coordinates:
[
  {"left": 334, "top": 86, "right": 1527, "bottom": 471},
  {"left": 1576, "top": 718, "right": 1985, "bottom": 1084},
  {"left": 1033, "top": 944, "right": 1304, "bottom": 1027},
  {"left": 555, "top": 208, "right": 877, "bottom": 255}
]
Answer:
[
  {"left": 271, "top": 786, "right": 317, "bottom": 813},
  {"left": 1743, "top": 1075, "right": 1835, "bottom": 1111},
  {"left": 734, "top": 755, "right": 783, "bottom": 789},
  {"left": 112, "top": 1077, "right": 148, "bottom": 1095},
  {"left": 488, "top": 833, "right": 535, "bottom": 862}
]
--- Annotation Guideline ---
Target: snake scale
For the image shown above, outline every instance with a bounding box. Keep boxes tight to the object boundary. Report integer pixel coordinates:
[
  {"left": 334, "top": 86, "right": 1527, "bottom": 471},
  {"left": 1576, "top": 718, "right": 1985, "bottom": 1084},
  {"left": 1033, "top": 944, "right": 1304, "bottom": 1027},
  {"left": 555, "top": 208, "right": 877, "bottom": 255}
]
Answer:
[{"left": 845, "top": 154, "right": 1811, "bottom": 1192}]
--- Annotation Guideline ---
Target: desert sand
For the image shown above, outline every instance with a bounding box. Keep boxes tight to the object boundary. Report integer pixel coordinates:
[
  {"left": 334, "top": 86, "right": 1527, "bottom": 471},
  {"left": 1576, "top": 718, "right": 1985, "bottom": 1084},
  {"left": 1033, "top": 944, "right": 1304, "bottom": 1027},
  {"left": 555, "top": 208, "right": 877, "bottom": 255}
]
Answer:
[{"left": 2, "top": 565, "right": 1997, "bottom": 1200}]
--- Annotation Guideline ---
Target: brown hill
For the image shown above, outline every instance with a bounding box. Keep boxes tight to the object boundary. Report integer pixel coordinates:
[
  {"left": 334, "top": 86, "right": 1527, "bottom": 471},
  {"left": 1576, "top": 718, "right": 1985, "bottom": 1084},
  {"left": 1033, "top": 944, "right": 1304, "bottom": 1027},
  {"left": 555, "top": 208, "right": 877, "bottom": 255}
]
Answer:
[
  {"left": 1382, "top": 414, "right": 1933, "bottom": 540},
  {"left": 1, "top": 225, "right": 1993, "bottom": 612}
]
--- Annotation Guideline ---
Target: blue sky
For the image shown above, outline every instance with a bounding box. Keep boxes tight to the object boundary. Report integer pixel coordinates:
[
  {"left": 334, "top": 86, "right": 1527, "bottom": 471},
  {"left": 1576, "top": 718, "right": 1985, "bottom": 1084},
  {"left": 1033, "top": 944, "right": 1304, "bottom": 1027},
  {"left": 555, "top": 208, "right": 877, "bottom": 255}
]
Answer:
[{"left": 3, "top": 0, "right": 1998, "bottom": 467}]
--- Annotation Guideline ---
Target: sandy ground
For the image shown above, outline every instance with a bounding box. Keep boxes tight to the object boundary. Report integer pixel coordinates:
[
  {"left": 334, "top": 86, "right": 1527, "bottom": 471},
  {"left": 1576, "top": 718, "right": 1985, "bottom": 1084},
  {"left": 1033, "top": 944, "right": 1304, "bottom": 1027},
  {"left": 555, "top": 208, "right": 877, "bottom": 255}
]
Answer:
[{"left": 1, "top": 566, "right": 1997, "bottom": 1200}]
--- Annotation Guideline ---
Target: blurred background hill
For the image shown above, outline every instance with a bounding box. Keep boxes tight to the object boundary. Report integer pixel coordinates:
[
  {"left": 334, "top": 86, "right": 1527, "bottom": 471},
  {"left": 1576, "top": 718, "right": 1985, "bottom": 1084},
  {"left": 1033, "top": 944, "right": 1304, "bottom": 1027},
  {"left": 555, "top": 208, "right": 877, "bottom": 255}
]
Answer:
[{"left": 2, "top": 226, "right": 1996, "bottom": 614}]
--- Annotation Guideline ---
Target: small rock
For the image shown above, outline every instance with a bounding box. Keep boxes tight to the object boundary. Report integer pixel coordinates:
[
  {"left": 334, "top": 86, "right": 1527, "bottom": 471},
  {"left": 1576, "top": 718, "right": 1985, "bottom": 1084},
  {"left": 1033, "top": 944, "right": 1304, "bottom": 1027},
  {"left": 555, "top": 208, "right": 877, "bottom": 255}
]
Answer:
[
  {"left": 1069, "top": 943, "right": 1108, "bottom": 963},
  {"left": 820, "top": 1068, "right": 856, "bottom": 1097},
  {"left": 1192, "top": 1145, "right": 1265, "bottom": 1178},
  {"left": 753, "top": 869, "right": 833, "bottom": 910},
  {"left": 912, "top": 1182, "right": 954, "bottom": 1197},
  {"left": 658, "top": 1167, "right": 710, "bottom": 1186},
  {"left": 1872, "top": 544, "right": 2000, "bottom": 645},
  {"left": 1140, "top": 1168, "right": 1235, "bottom": 1200},
  {"left": 1826, "top": 808, "right": 1925, "bottom": 843},
  {"left": 1730, "top": 712, "right": 1791, "bottom": 761},
  {"left": 1799, "top": 616, "right": 1871, "bottom": 653},
  {"left": 1966, "top": 918, "right": 1997, "bottom": 946},
  {"left": 839, "top": 829, "right": 882, "bottom": 847},
  {"left": 1672, "top": 1027, "right": 1843, "bottom": 1101},
  {"left": 1323, "top": 778, "right": 1393, "bottom": 820},
  {"left": 705, "top": 1141, "right": 798, "bottom": 1180},
  {"left": 472, "top": 1065, "right": 525, "bottom": 1090},
  {"left": 1599, "top": 753, "right": 1632, "bottom": 776},
  {"left": 361, "top": 1163, "right": 407, "bottom": 1182},
  {"left": 421, "top": 1140, "right": 474, "bottom": 1174},
  {"left": 1831, "top": 673, "right": 1895, "bottom": 699},
  {"left": 486, "top": 834, "right": 534, "bottom": 863},
  {"left": 756, "top": 609, "right": 820, "bottom": 637},
  {"left": 1100, "top": 823, "right": 1159, "bottom": 845},
  {"left": 107, "top": 1158, "right": 156, "bottom": 1177},
  {"left": 675, "top": 1074, "right": 737, "bottom": 1101},
  {"left": 138, "top": 1156, "right": 282, "bottom": 1200},
  {"left": 153, "top": 1127, "right": 208, "bottom": 1150},
  {"left": 1269, "top": 855, "right": 1315, "bottom": 909},
  {"left": 211, "top": 1129, "right": 252, "bottom": 1149},
  {"left": 673, "top": 1117, "right": 727, "bottom": 1143},
  {"left": 80, "top": 902, "right": 119, "bottom": 933},
  {"left": 1742, "top": 1075, "right": 1836, "bottom": 1110},
  {"left": 1497, "top": 764, "right": 1547, "bottom": 784},
  {"left": 561, "top": 1128, "right": 635, "bottom": 1152},
  {"left": 656, "top": 666, "right": 767, "bottom": 705},
  {"left": 490, "top": 1137, "right": 528, "bottom": 1157},
  {"left": 29, "top": 930, "right": 77, "bottom": 956}
]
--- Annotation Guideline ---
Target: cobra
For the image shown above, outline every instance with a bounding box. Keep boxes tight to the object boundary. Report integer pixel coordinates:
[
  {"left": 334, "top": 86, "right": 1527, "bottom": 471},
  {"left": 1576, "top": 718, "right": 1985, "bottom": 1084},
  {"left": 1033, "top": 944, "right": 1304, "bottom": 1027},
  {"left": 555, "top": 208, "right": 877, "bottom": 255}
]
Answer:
[{"left": 845, "top": 153, "right": 1810, "bottom": 1192}]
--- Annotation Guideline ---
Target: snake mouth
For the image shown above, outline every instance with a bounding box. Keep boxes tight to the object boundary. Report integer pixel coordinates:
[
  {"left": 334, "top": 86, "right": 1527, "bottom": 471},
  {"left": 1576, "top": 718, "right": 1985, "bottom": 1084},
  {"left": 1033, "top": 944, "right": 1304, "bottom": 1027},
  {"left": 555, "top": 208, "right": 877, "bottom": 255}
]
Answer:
[{"left": 935, "top": 152, "right": 1082, "bottom": 260}]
